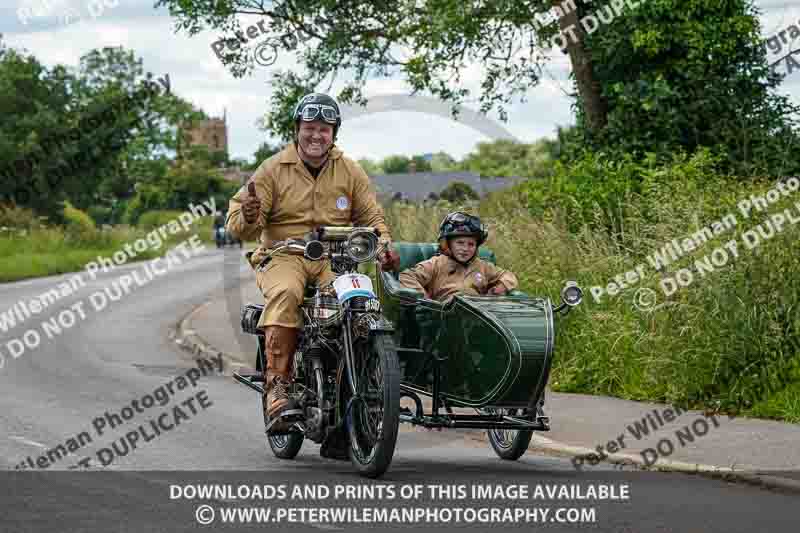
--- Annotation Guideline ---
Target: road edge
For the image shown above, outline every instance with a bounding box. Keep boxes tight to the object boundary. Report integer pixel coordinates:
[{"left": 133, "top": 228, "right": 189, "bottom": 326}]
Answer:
[
  {"left": 174, "top": 299, "right": 800, "bottom": 495},
  {"left": 170, "top": 300, "right": 250, "bottom": 376}
]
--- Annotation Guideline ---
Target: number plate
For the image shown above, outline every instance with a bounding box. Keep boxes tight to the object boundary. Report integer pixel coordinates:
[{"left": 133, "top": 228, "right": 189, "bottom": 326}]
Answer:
[{"left": 333, "top": 274, "right": 375, "bottom": 303}]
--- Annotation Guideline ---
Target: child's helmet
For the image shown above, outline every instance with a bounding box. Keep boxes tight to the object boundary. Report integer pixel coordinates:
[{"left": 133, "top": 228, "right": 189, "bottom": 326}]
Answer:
[{"left": 437, "top": 211, "right": 488, "bottom": 246}]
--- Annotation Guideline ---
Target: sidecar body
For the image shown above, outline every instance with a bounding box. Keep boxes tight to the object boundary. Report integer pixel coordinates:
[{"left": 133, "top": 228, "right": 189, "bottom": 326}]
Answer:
[{"left": 375, "top": 242, "right": 579, "bottom": 434}]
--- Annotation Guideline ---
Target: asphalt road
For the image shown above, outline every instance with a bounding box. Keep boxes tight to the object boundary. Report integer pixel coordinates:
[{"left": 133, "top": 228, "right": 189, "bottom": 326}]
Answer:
[{"left": 0, "top": 247, "right": 797, "bottom": 532}]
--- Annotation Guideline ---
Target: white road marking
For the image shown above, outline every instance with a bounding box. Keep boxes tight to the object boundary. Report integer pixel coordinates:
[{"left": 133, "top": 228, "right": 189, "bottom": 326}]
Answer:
[{"left": 9, "top": 436, "right": 47, "bottom": 448}]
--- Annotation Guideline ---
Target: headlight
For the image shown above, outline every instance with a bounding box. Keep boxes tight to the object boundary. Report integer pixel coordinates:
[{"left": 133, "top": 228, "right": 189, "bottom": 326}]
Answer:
[
  {"left": 304, "top": 240, "right": 326, "bottom": 261},
  {"left": 345, "top": 230, "right": 378, "bottom": 263},
  {"left": 561, "top": 281, "right": 583, "bottom": 307}
]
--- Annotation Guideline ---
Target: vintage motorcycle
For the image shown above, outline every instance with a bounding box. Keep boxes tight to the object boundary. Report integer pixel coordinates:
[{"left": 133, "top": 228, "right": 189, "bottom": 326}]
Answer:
[
  {"left": 234, "top": 228, "right": 583, "bottom": 477},
  {"left": 234, "top": 226, "right": 399, "bottom": 478}
]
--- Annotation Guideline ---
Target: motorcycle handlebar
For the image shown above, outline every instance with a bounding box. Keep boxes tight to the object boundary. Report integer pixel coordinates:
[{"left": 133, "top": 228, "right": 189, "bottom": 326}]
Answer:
[{"left": 257, "top": 228, "right": 384, "bottom": 271}]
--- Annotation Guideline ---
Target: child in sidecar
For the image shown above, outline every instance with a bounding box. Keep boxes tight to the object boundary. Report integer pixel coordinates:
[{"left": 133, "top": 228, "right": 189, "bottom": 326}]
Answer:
[{"left": 398, "top": 211, "right": 518, "bottom": 301}]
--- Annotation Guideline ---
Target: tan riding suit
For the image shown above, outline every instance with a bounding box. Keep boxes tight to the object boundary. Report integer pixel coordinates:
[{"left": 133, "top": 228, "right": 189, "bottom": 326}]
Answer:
[
  {"left": 226, "top": 142, "right": 390, "bottom": 415},
  {"left": 398, "top": 253, "right": 518, "bottom": 302}
]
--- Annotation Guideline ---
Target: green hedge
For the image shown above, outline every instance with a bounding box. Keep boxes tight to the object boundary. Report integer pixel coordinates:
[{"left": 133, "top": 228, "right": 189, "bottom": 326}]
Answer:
[{"left": 387, "top": 151, "right": 800, "bottom": 421}]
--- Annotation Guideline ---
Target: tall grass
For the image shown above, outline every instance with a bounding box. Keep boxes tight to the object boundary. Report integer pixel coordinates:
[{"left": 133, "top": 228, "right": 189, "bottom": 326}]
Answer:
[
  {"left": 383, "top": 156, "right": 800, "bottom": 422},
  {"left": 0, "top": 206, "right": 216, "bottom": 283}
]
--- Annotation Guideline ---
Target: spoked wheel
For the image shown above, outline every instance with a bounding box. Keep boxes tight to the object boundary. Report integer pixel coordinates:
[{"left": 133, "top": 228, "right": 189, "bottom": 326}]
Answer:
[
  {"left": 344, "top": 332, "right": 400, "bottom": 478},
  {"left": 267, "top": 431, "right": 304, "bottom": 459},
  {"left": 264, "top": 391, "right": 304, "bottom": 459},
  {"left": 486, "top": 408, "right": 534, "bottom": 461}
]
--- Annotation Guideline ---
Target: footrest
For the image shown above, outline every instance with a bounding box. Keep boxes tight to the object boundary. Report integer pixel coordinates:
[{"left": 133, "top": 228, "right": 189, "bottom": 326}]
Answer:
[
  {"left": 233, "top": 371, "right": 265, "bottom": 394},
  {"left": 265, "top": 410, "right": 306, "bottom": 434},
  {"left": 235, "top": 368, "right": 265, "bottom": 382}
]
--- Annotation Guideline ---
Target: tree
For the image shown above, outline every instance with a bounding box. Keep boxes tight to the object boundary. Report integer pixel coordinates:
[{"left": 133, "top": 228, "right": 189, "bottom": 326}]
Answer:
[
  {"left": 357, "top": 158, "right": 384, "bottom": 176},
  {"left": 155, "top": 0, "right": 608, "bottom": 140},
  {"left": 156, "top": 0, "right": 800, "bottom": 177},
  {"left": 0, "top": 37, "right": 209, "bottom": 222},
  {"left": 124, "top": 156, "right": 237, "bottom": 224},
  {"left": 0, "top": 40, "right": 155, "bottom": 221},
  {"left": 461, "top": 139, "right": 555, "bottom": 179},
  {"left": 248, "top": 141, "right": 282, "bottom": 169},
  {"left": 581, "top": 0, "right": 800, "bottom": 176},
  {"left": 439, "top": 181, "right": 479, "bottom": 203},
  {"left": 381, "top": 155, "right": 411, "bottom": 174},
  {"left": 410, "top": 155, "right": 433, "bottom": 172},
  {"left": 229, "top": 157, "right": 251, "bottom": 168},
  {"left": 77, "top": 47, "right": 206, "bottom": 209},
  {"left": 430, "top": 152, "right": 458, "bottom": 172}
]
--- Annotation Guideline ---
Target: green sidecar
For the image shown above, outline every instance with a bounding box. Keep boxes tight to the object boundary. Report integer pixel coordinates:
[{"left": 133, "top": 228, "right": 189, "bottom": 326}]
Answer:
[{"left": 375, "top": 242, "right": 582, "bottom": 460}]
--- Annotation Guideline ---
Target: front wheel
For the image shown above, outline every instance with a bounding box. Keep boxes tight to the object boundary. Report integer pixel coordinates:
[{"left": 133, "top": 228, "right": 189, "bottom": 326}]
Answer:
[
  {"left": 487, "top": 408, "right": 533, "bottom": 460},
  {"left": 268, "top": 432, "right": 304, "bottom": 459},
  {"left": 345, "top": 332, "right": 400, "bottom": 478},
  {"left": 263, "top": 393, "right": 304, "bottom": 459}
]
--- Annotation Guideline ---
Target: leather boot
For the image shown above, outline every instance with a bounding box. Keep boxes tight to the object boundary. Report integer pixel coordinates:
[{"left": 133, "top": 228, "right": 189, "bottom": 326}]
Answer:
[{"left": 263, "top": 326, "right": 299, "bottom": 423}]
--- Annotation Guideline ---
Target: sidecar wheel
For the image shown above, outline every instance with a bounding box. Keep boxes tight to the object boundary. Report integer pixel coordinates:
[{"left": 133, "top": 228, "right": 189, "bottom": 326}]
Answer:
[
  {"left": 487, "top": 409, "right": 533, "bottom": 461},
  {"left": 345, "top": 332, "right": 400, "bottom": 478}
]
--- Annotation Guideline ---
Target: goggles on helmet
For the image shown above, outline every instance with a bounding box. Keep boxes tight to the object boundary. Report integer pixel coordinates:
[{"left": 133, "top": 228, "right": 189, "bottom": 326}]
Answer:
[
  {"left": 297, "top": 103, "right": 339, "bottom": 124},
  {"left": 442, "top": 213, "right": 483, "bottom": 235}
]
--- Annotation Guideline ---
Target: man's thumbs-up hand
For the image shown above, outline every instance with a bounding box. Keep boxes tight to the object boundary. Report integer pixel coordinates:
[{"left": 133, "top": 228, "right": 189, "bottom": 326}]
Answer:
[{"left": 242, "top": 181, "right": 262, "bottom": 224}]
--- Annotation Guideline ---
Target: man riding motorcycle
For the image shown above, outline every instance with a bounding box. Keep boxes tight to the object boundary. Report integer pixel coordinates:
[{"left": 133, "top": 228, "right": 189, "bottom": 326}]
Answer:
[{"left": 225, "top": 93, "right": 399, "bottom": 453}]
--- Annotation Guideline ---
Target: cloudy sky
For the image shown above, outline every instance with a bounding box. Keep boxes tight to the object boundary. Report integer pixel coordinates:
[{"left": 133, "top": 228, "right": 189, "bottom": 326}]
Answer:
[{"left": 2, "top": 0, "right": 799, "bottom": 163}]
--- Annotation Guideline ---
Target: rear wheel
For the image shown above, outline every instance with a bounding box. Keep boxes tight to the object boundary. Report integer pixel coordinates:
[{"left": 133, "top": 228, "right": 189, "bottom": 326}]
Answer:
[
  {"left": 345, "top": 332, "right": 400, "bottom": 478},
  {"left": 487, "top": 408, "right": 533, "bottom": 460}
]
